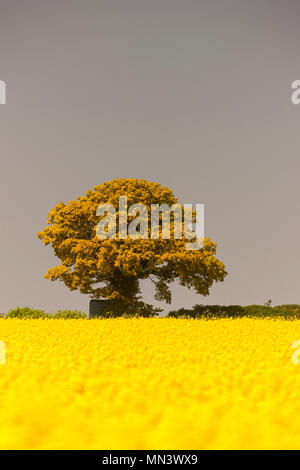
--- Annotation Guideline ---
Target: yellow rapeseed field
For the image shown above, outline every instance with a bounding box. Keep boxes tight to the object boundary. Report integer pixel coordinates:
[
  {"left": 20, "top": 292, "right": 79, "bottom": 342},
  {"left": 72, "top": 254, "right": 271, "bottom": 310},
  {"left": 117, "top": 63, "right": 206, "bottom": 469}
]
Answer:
[{"left": 0, "top": 317, "right": 300, "bottom": 449}]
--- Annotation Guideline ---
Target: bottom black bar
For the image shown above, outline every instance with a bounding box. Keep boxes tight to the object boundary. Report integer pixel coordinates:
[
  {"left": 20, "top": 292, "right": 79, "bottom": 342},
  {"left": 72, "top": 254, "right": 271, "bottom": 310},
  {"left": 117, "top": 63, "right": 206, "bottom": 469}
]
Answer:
[{"left": 0, "top": 450, "right": 298, "bottom": 466}]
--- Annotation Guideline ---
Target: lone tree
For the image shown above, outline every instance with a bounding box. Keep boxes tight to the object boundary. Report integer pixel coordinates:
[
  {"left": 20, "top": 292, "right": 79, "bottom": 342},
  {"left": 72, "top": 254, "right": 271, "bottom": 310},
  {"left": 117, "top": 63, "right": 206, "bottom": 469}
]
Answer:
[{"left": 38, "top": 179, "right": 227, "bottom": 315}]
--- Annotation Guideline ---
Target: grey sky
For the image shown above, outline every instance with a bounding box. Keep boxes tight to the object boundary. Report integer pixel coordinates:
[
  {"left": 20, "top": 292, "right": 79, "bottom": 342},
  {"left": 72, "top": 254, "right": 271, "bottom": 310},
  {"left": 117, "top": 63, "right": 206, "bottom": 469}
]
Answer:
[{"left": 0, "top": 0, "right": 299, "bottom": 314}]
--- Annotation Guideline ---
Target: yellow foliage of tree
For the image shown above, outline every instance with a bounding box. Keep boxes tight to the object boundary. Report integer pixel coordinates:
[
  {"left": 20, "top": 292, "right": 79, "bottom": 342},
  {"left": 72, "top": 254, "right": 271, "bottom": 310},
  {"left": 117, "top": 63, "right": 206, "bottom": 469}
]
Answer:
[{"left": 38, "top": 179, "right": 227, "bottom": 312}]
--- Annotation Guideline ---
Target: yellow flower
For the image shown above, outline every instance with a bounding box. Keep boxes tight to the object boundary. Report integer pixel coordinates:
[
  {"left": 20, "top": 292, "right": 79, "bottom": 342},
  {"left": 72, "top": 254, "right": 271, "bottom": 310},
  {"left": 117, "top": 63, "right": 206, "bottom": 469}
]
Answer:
[{"left": 0, "top": 317, "right": 299, "bottom": 449}]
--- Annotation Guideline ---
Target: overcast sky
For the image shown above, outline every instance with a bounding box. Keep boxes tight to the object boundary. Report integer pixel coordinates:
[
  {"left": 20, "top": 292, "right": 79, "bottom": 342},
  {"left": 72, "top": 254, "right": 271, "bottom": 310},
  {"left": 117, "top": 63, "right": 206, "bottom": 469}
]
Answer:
[{"left": 0, "top": 0, "right": 299, "bottom": 314}]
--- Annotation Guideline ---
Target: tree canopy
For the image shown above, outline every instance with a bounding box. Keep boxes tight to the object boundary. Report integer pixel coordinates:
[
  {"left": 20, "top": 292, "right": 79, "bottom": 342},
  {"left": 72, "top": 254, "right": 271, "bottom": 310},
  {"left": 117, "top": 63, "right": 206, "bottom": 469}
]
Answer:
[{"left": 38, "top": 178, "right": 227, "bottom": 314}]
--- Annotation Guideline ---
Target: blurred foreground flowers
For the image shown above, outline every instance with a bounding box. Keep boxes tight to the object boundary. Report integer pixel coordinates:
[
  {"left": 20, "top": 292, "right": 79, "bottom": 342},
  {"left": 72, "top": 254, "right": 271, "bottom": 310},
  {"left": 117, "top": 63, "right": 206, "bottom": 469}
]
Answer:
[{"left": 0, "top": 318, "right": 299, "bottom": 449}]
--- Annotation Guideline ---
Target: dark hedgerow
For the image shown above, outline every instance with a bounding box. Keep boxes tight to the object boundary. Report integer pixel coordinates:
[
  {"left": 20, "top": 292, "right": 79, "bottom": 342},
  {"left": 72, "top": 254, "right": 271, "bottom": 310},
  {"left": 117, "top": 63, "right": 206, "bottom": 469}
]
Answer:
[
  {"left": 53, "top": 310, "right": 87, "bottom": 319},
  {"left": 6, "top": 307, "right": 87, "bottom": 319},
  {"left": 167, "top": 304, "right": 300, "bottom": 319},
  {"left": 4, "top": 305, "right": 300, "bottom": 320},
  {"left": 6, "top": 307, "right": 51, "bottom": 319}
]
